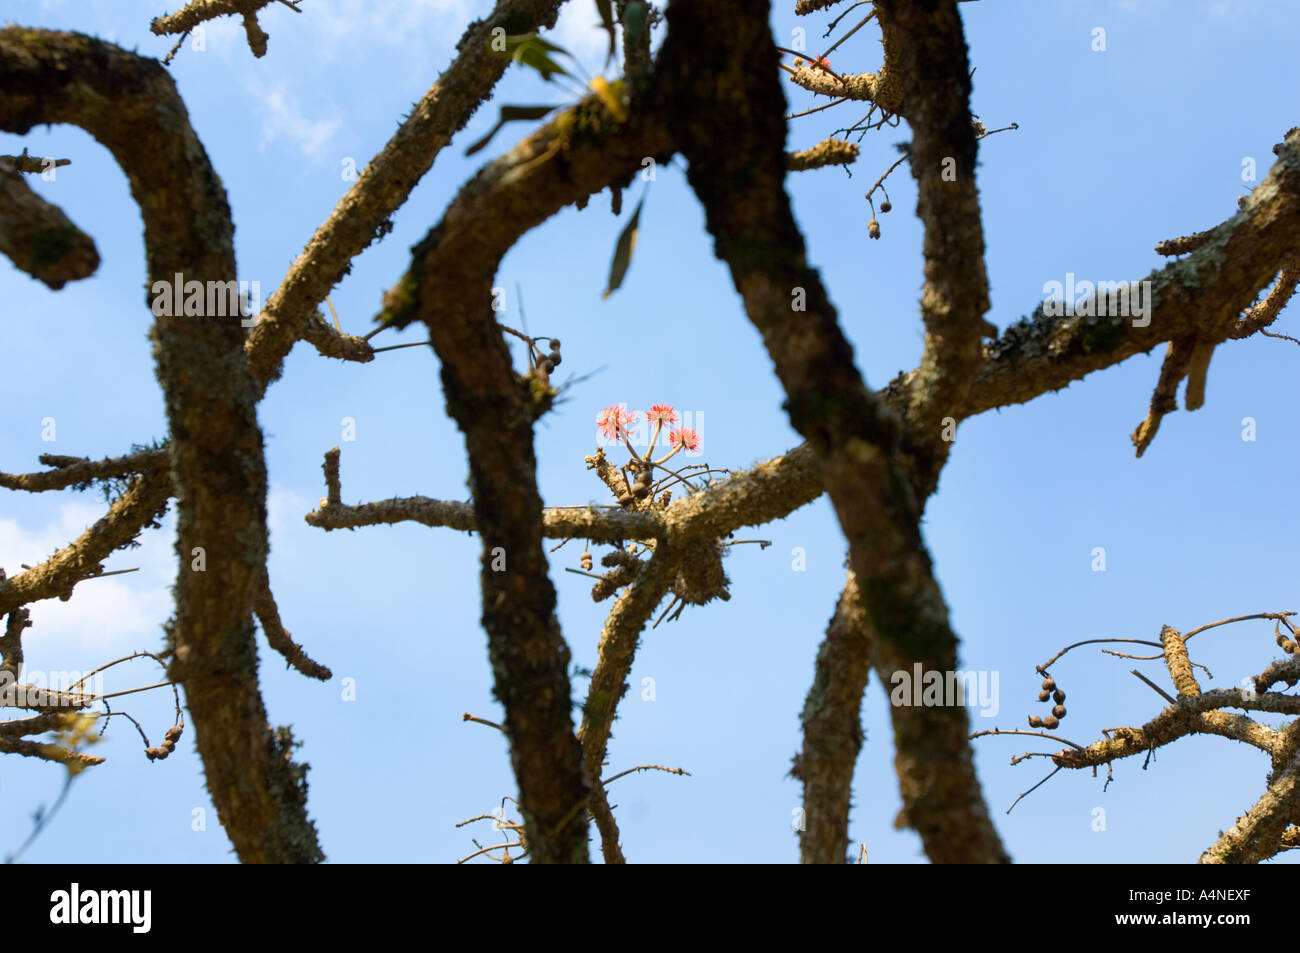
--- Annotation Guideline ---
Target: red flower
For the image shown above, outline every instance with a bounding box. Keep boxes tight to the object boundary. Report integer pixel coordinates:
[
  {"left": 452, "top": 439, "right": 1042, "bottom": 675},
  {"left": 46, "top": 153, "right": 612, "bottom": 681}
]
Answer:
[
  {"left": 668, "top": 427, "right": 700, "bottom": 452},
  {"left": 646, "top": 403, "right": 678, "bottom": 426},
  {"left": 597, "top": 404, "right": 638, "bottom": 440}
]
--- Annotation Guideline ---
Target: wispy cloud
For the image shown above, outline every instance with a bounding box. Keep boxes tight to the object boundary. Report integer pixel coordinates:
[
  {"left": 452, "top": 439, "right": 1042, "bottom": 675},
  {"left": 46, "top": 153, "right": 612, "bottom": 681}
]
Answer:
[
  {"left": 0, "top": 499, "right": 173, "bottom": 667},
  {"left": 249, "top": 82, "right": 341, "bottom": 158},
  {"left": 0, "top": 480, "right": 310, "bottom": 674}
]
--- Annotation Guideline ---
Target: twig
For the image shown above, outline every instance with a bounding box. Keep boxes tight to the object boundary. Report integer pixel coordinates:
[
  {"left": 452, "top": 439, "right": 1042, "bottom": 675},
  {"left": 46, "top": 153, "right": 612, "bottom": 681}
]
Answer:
[
  {"left": 1129, "top": 669, "right": 1177, "bottom": 705},
  {"left": 462, "top": 712, "right": 505, "bottom": 732},
  {"left": 600, "top": 763, "right": 691, "bottom": 786}
]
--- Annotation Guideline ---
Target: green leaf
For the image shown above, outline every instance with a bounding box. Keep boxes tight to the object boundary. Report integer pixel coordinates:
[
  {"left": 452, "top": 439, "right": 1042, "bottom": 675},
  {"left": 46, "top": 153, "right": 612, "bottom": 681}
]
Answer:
[
  {"left": 503, "top": 33, "right": 575, "bottom": 82},
  {"left": 464, "top": 104, "right": 557, "bottom": 156},
  {"left": 595, "top": 0, "right": 616, "bottom": 66},
  {"left": 602, "top": 196, "right": 645, "bottom": 299}
]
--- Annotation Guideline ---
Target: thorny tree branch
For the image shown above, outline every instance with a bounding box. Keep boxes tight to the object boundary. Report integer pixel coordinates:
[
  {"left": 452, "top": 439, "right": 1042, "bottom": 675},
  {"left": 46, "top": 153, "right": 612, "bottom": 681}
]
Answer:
[
  {"left": 985, "top": 614, "right": 1300, "bottom": 862},
  {"left": 243, "top": 0, "right": 567, "bottom": 395},
  {"left": 660, "top": 0, "right": 1008, "bottom": 863},
  {"left": 0, "top": 28, "right": 318, "bottom": 863},
  {"left": 151, "top": 0, "right": 302, "bottom": 60},
  {"left": 792, "top": 571, "right": 875, "bottom": 863},
  {"left": 0, "top": 164, "right": 98, "bottom": 289}
]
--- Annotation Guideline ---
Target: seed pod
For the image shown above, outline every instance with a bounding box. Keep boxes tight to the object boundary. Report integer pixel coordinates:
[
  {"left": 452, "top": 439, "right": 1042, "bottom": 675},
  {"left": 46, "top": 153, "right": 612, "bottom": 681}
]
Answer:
[
  {"left": 540, "top": 359, "right": 554, "bottom": 374},
  {"left": 868, "top": 219, "right": 880, "bottom": 240},
  {"left": 880, "top": 200, "right": 892, "bottom": 213},
  {"left": 1053, "top": 689, "right": 1066, "bottom": 704},
  {"left": 548, "top": 339, "right": 560, "bottom": 350},
  {"left": 1278, "top": 633, "right": 1288, "bottom": 647},
  {"left": 1027, "top": 715, "right": 1043, "bottom": 728},
  {"left": 580, "top": 551, "right": 593, "bottom": 571},
  {"left": 548, "top": 350, "right": 562, "bottom": 367},
  {"left": 145, "top": 747, "right": 159, "bottom": 760},
  {"left": 155, "top": 746, "right": 170, "bottom": 760},
  {"left": 1284, "top": 640, "right": 1298, "bottom": 654},
  {"left": 1037, "top": 690, "right": 1050, "bottom": 703},
  {"left": 1041, "top": 677, "right": 1055, "bottom": 692},
  {"left": 165, "top": 725, "right": 183, "bottom": 743},
  {"left": 1042, "top": 715, "right": 1059, "bottom": 730},
  {"left": 1052, "top": 705, "right": 1067, "bottom": 719}
]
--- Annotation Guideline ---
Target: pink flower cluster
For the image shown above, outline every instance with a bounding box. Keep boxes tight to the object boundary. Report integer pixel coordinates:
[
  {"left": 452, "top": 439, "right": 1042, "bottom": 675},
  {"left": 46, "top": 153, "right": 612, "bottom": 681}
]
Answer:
[{"left": 597, "top": 403, "right": 700, "bottom": 453}]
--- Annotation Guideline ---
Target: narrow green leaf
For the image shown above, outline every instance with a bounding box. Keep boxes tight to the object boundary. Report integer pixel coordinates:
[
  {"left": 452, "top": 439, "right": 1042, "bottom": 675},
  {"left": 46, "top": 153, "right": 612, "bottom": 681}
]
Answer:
[
  {"left": 504, "top": 33, "right": 575, "bottom": 82},
  {"left": 603, "top": 197, "right": 645, "bottom": 299},
  {"left": 464, "top": 104, "right": 557, "bottom": 156},
  {"left": 505, "top": 32, "right": 570, "bottom": 55},
  {"left": 595, "top": 0, "right": 616, "bottom": 65}
]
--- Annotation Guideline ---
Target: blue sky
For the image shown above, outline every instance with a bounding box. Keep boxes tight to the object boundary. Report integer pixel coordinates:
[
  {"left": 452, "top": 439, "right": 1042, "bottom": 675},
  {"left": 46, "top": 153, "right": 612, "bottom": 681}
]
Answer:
[{"left": 2, "top": 0, "right": 1298, "bottom": 863}]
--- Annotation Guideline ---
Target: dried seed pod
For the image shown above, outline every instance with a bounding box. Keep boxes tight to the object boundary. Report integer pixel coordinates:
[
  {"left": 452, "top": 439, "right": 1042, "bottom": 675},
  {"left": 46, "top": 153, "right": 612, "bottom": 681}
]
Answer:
[
  {"left": 1042, "top": 715, "right": 1059, "bottom": 730},
  {"left": 548, "top": 350, "right": 562, "bottom": 367},
  {"left": 540, "top": 359, "right": 555, "bottom": 374},
  {"left": 548, "top": 338, "right": 560, "bottom": 350},
  {"left": 580, "top": 551, "right": 593, "bottom": 571},
  {"left": 145, "top": 747, "right": 159, "bottom": 761},
  {"left": 1284, "top": 640, "right": 1298, "bottom": 654},
  {"left": 1027, "top": 715, "right": 1043, "bottom": 728},
  {"left": 868, "top": 219, "right": 880, "bottom": 239},
  {"left": 1037, "top": 690, "right": 1051, "bottom": 703},
  {"left": 1041, "top": 677, "right": 1055, "bottom": 692},
  {"left": 1052, "top": 705, "right": 1067, "bottom": 719},
  {"left": 165, "top": 725, "right": 183, "bottom": 743},
  {"left": 1278, "top": 633, "right": 1289, "bottom": 647},
  {"left": 154, "top": 746, "right": 170, "bottom": 760},
  {"left": 880, "top": 200, "right": 892, "bottom": 213},
  {"left": 1053, "top": 689, "right": 1066, "bottom": 704}
]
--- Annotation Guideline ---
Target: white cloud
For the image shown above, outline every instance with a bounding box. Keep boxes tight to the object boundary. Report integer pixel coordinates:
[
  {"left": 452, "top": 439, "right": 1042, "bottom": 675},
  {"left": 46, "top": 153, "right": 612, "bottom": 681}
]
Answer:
[
  {"left": 0, "top": 480, "right": 308, "bottom": 675},
  {"left": 249, "top": 83, "right": 341, "bottom": 158},
  {"left": 268, "top": 483, "right": 314, "bottom": 538},
  {"left": 0, "top": 499, "right": 174, "bottom": 669}
]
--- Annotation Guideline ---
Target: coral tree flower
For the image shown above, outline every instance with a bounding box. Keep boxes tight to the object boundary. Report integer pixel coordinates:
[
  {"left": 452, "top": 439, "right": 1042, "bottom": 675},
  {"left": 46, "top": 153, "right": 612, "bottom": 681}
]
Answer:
[
  {"left": 597, "top": 404, "right": 638, "bottom": 440},
  {"left": 646, "top": 404, "right": 678, "bottom": 427},
  {"left": 667, "top": 427, "right": 700, "bottom": 452}
]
